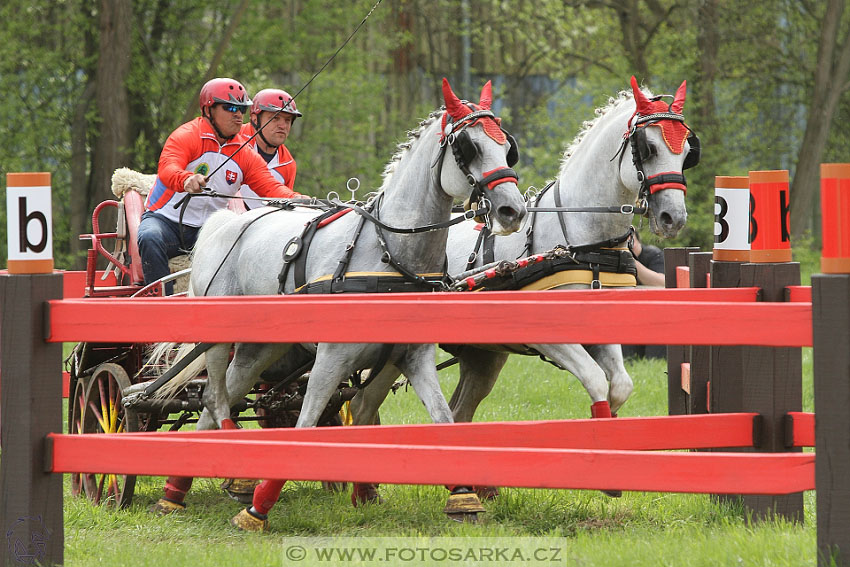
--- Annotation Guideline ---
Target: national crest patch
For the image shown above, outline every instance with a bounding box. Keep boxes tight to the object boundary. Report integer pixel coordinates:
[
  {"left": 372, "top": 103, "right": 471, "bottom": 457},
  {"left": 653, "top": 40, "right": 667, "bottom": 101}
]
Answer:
[{"left": 225, "top": 170, "right": 237, "bottom": 184}]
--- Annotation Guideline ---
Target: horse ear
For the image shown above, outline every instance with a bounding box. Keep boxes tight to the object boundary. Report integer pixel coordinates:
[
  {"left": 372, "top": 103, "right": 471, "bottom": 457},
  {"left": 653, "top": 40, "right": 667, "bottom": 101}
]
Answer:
[
  {"left": 671, "top": 80, "right": 687, "bottom": 114},
  {"left": 478, "top": 80, "right": 493, "bottom": 110},
  {"left": 630, "top": 75, "right": 653, "bottom": 115},
  {"left": 442, "top": 78, "right": 470, "bottom": 120}
]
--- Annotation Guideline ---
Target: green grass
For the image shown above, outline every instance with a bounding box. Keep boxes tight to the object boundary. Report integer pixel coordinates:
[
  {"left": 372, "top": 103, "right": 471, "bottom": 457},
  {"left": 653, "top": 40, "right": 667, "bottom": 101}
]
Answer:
[{"left": 60, "top": 352, "right": 817, "bottom": 566}]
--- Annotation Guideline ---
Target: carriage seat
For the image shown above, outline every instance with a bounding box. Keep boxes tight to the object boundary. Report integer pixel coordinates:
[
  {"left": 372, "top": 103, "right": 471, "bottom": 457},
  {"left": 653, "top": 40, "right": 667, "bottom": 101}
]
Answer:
[{"left": 80, "top": 169, "right": 246, "bottom": 297}]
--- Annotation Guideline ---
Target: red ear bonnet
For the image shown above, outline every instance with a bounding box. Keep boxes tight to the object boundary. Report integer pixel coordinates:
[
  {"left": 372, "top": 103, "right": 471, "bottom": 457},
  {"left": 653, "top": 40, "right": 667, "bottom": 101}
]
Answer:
[
  {"left": 671, "top": 80, "right": 687, "bottom": 114},
  {"left": 442, "top": 78, "right": 471, "bottom": 121},
  {"left": 630, "top": 75, "right": 688, "bottom": 155},
  {"left": 478, "top": 81, "right": 493, "bottom": 110},
  {"left": 440, "top": 78, "right": 506, "bottom": 145}
]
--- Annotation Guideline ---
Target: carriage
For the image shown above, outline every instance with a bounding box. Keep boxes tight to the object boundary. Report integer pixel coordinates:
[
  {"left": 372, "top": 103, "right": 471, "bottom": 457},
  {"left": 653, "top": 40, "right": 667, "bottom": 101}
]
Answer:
[
  {"left": 65, "top": 75, "right": 695, "bottom": 526},
  {"left": 65, "top": 175, "right": 354, "bottom": 509}
]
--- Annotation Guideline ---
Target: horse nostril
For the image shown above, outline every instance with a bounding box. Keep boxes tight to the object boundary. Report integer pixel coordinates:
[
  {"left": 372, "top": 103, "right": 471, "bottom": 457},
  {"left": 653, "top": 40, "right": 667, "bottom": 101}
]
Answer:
[
  {"left": 659, "top": 211, "right": 673, "bottom": 228},
  {"left": 498, "top": 205, "right": 520, "bottom": 222}
]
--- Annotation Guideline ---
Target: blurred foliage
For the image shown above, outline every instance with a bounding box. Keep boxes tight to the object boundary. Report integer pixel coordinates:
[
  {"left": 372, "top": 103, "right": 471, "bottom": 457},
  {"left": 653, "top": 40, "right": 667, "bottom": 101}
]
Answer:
[{"left": 1, "top": 0, "right": 848, "bottom": 268}]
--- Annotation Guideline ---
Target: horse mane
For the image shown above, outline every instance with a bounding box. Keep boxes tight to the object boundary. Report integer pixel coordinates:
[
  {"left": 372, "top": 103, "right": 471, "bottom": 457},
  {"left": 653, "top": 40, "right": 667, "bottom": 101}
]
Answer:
[
  {"left": 556, "top": 86, "right": 654, "bottom": 177},
  {"left": 379, "top": 107, "right": 445, "bottom": 191}
]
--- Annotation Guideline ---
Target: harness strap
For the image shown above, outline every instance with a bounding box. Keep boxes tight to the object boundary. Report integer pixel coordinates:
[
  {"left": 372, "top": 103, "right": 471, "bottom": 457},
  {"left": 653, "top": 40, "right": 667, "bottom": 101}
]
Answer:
[
  {"left": 295, "top": 273, "right": 446, "bottom": 294},
  {"left": 277, "top": 207, "right": 347, "bottom": 294},
  {"left": 337, "top": 198, "right": 485, "bottom": 234},
  {"left": 551, "top": 178, "right": 571, "bottom": 247},
  {"left": 331, "top": 211, "right": 368, "bottom": 282}
]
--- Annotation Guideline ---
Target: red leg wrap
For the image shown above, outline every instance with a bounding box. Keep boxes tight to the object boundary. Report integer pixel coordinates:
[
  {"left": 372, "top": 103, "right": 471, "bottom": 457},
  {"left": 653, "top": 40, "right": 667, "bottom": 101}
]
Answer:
[
  {"left": 252, "top": 479, "right": 286, "bottom": 515},
  {"left": 220, "top": 418, "right": 238, "bottom": 430},
  {"left": 164, "top": 476, "right": 193, "bottom": 502},
  {"left": 591, "top": 401, "right": 612, "bottom": 419}
]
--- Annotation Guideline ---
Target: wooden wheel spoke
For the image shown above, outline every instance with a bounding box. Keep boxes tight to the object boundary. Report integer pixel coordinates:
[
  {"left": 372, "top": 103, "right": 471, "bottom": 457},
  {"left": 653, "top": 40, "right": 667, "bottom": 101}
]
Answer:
[{"left": 88, "top": 400, "right": 107, "bottom": 432}]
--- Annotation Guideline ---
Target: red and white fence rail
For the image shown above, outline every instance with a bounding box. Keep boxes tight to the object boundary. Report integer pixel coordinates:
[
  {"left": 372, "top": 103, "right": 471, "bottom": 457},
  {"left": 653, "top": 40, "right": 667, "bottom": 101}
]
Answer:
[
  {"left": 0, "top": 279, "right": 841, "bottom": 566},
  {"left": 3, "top": 163, "right": 850, "bottom": 566}
]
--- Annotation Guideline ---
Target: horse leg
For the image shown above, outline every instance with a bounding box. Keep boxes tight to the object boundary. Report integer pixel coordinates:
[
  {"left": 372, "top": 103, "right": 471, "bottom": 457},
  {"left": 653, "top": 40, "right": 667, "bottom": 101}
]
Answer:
[
  {"left": 396, "top": 344, "right": 485, "bottom": 522},
  {"left": 151, "top": 342, "right": 233, "bottom": 514},
  {"left": 201, "top": 342, "right": 239, "bottom": 429},
  {"left": 449, "top": 348, "right": 509, "bottom": 422},
  {"left": 395, "top": 344, "right": 453, "bottom": 423},
  {"left": 447, "top": 347, "right": 509, "bottom": 500},
  {"left": 347, "top": 365, "right": 402, "bottom": 506},
  {"left": 220, "top": 343, "right": 293, "bottom": 506},
  {"left": 582, "top": 344, "right": 634, "bottom": 415},
  {"left": 533, "top": 343, "right": 622, "bottom": 497},
  {"left": 529, "top": 343, "right": 612, "bottom": 418},
  {"left": 295, "top": 343, "right": 366, "bottom": 428}
]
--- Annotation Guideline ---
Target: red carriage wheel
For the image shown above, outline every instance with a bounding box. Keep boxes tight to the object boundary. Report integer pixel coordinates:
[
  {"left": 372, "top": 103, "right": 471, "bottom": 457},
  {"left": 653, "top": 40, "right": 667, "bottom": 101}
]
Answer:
[
  {"left": 68, "top": 373, "right": 90, "bottom": 498},
  {"left": 77, "top": 362, "right": 140, "bottom": 508}
]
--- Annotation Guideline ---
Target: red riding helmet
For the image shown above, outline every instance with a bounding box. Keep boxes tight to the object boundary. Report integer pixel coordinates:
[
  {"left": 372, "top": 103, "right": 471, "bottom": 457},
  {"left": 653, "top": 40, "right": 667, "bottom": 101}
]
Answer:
[
  {"left": 199, "top": 78, "right": 251, "bottom": 114},
  {"left": 251, "top": 89, "right": 302, "bottom": 120}
]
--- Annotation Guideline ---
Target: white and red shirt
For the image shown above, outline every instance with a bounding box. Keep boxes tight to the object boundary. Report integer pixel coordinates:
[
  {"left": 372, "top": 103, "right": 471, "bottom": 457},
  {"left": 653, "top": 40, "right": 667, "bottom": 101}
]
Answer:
[
  {"left": 239, "top": 122, "right": 297, "bottom": 204},
  {"left": 144, "top": 117, "right": 298, "bottom": 227}
]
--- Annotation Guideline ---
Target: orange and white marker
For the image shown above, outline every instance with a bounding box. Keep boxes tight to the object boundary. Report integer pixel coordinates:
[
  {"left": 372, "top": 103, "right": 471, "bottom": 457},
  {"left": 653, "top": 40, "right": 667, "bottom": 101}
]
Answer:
[
  {"left": 820, "top": 163, "right": 850, "bottom": 274},
  {"left": 5, "top": 172, "right": 53, "bottom": 274},
  {"left": 748, "top": 170, "right": 792, "bottom": 263},
  {"left": 713, "top": 175, "right": 750, "bottom": 262}
]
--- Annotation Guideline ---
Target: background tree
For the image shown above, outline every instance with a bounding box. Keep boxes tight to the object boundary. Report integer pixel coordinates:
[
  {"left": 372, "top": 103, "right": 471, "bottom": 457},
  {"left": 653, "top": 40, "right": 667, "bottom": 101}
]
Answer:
[{"left": 2, "top": 0, "right": 850, "bottom": 269}]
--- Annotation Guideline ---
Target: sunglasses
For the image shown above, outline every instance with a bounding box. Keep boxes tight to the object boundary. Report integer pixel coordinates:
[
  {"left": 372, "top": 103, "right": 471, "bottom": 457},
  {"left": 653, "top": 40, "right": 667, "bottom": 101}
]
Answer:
[{"left": 219, "top": 103, "right": 248, "bottom": 113}]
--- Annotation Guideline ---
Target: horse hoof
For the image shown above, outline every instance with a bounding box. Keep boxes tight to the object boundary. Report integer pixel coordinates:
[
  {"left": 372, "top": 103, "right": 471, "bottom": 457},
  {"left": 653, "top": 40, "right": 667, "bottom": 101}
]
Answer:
[
  {"left": 150, "top": 497, "right": 186, "bottom": 515},
  {"left": 602, "top": 490, "right": 622, "bottom": 498},
  {"left": 220, "top": 478, "right": 260, "bottom": 504},
  {"left": 230, "top": 508, "right": 269, "bottom": 532},
  {"left": 322, "top": 481, "right": 349, "bottom": 493},
  {"left": 444, "top": 488, "right": 485, "bottom": 522},
  {"left": 475, "top": 486, "right": 500, "bottom": 501},
  {"left": 351, "top": 483, "right": 382, "bottom": 507}
]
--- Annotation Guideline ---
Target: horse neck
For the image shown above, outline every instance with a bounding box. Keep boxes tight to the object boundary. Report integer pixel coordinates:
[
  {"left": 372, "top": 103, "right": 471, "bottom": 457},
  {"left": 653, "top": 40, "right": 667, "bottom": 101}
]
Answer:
[
  {"left": 553, "top": 102, "right": 636, "bottom": 247},
  {"left": 373, "top": 122, "right": 453, "bottom": 272}
]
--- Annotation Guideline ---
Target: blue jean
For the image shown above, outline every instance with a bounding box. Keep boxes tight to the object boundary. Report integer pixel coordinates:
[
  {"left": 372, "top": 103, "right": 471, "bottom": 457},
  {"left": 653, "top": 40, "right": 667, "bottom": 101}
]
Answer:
[{"left": 137, "top": 211, "right": 201, "bottom": 295}]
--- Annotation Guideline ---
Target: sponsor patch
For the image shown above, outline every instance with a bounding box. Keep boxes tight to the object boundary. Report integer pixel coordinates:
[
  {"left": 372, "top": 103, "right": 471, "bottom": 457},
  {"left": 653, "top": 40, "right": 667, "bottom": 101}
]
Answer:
[{"left": 195, "top": 163, "right": 209, "bottom": 176}]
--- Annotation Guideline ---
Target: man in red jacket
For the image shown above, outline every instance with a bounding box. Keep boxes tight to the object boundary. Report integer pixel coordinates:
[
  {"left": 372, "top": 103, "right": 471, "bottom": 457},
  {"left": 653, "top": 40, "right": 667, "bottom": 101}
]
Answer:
[
  {"left": 239, "top": 88, "right": 301, "bottom": 207},
  {"left": 138, "top": 77, "right": 300, "bottom": 294}
]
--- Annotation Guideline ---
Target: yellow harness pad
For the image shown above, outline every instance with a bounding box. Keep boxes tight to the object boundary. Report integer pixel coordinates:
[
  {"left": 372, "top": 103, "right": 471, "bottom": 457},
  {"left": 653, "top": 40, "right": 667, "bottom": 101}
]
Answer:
[{"left": 521, "top": 271, "right": 636, "bottom": 290}]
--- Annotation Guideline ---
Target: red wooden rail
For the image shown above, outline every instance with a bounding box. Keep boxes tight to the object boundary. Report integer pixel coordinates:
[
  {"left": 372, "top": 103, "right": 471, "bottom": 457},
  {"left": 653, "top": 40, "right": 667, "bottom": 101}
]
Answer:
[
  {"left": 48, "top": 432, "right": 814, "bottom": 495},
  {"left": 46, "top": 291, "right": 811, "bottom": 346},
  {"left": 786, "top": 411, "right": 816, "bottom": 448},
  {"left": 116, "top": 413, "right": 763, "bottom": 450}
]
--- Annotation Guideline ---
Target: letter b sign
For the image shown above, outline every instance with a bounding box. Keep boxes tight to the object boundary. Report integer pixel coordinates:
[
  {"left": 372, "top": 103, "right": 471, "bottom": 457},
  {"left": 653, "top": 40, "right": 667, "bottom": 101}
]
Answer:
[{"left": 6, "top": 172, "right": 54, "bottom": 273}]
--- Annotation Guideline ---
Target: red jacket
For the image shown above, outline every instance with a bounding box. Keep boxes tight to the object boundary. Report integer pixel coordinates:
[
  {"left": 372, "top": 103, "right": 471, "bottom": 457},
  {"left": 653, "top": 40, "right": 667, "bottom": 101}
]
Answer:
[{"left": 145, "top": 117, "right": 299, "bottom": 226}]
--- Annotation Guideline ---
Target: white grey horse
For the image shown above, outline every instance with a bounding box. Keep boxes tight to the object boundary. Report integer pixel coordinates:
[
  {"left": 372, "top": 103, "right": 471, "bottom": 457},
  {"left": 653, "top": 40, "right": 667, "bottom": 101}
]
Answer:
[
  {"left": 150, "top": 79, "right": 527, "bottom": 528},
  {"left": 348, "top": 76, "right": 696, "bottom": 499}
]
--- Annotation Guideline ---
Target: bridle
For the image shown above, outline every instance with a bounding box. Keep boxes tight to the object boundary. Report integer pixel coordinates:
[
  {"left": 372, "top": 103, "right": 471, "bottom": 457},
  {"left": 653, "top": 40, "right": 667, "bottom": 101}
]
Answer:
[
  {"left": 432, "top": 108, "right": 519, "bottom": 229},
  {"left": 518, "top": 104, "right": 699, "bottom": 260},
  {"left": 619, "top": 108, "right": 701, "bottom": 205}
]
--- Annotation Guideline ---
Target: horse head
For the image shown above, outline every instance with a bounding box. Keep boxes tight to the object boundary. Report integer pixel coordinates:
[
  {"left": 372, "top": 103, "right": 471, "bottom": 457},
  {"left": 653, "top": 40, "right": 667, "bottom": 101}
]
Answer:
[
  {"left": 438, "top": 78, "right": 526, "bottom": 235},
  {"left": 626, "top": 76, "right": 696, "bottom": 238}
]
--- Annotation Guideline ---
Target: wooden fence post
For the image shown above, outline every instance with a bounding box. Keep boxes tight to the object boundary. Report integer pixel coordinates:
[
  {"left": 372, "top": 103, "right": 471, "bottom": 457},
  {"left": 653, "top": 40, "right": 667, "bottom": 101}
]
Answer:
[
  {"left": 687, "top": 252, "right": 712, "bottom": 415},
  {"left": 0, "top": 273, "right": 64, "bottom": 567},
  {"left": 738, "top": 262, "right": 803, "bottom": 522},
  {"left": 814, "top": 163, "right": 850, "bottom": 566},
  {"left": 813, "top": 274, "right": 850, "bottom": 566},
  {"left": 664, "top": 247, "right": 700, "bottom": 416}
]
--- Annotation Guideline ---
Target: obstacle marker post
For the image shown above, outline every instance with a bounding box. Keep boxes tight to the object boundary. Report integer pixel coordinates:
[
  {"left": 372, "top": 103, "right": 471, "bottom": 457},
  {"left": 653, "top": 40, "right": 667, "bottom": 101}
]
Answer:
[
  {"left": 814, "top": 163, "right": 850, "bottom": 566},
  {"left": 1, "top": 172, "right": 63, "bottom": 567}
]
